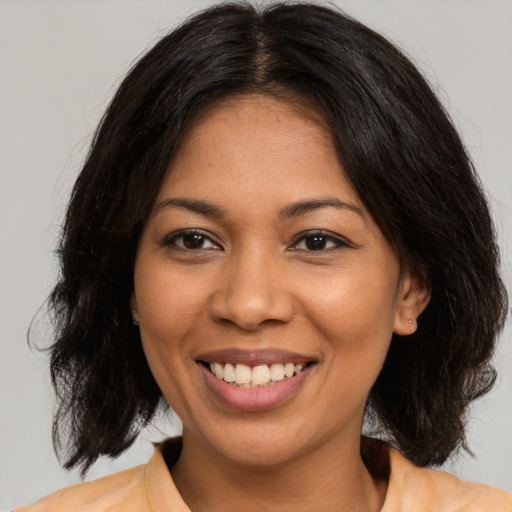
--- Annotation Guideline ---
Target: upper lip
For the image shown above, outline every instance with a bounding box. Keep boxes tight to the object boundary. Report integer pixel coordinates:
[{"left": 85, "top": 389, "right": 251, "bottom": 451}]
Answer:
[{"left": 195, "top": 348, "right": 316, "bottom": 366}]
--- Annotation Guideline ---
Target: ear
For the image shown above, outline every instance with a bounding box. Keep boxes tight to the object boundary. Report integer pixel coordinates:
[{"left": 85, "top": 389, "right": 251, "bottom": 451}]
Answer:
[
  {"left": 393, "top": 271, "right": 431, "bottom": 336},
  {"left": 130, "top": 293, "right": 140, "bottom": 326}
]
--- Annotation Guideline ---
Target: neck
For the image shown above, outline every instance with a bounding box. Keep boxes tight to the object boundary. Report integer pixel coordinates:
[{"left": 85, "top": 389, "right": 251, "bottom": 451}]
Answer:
[{"left": 171, "top": 429, "right": 387, "bottom": 512}]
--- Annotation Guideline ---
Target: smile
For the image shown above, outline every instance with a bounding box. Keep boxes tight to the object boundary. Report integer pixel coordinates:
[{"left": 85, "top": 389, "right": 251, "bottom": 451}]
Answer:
[
  {"left": 207, "top": 362, "right": 307, "bottom": 388},
  {"left": 196, "top": 349, "right": 317, "bottom": 411}
]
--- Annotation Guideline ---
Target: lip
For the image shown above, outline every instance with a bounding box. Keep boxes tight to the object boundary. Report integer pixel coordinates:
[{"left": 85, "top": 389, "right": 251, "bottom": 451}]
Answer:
[
  {"left": 195, "top": 348, "right": 314, "bottom": 366},
  {"left": 197, "top": 360, "right": 316, "bottom": 413}
]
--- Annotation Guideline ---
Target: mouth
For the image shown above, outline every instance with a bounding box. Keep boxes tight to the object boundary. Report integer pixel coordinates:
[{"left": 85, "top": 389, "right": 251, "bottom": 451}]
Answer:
[
  {"left": 201, "top": 361, "right": 314, "bottom": 388},
  {"left": 195, "top": 349, "right": 318, "bottom": 411}
]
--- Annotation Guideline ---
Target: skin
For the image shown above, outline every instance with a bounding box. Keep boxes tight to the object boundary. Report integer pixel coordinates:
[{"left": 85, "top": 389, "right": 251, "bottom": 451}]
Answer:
[{"left": 131, "top": 95, "right": 430, "bottom": 511}]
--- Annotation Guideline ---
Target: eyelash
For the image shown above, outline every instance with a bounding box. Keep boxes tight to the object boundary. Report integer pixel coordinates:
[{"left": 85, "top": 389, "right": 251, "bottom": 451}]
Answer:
[
  {"left": 289, "top": 230, "right": 352, "bottom": 252},
  {"left": 161, "top": 229, "right": 351, "bottom": 252},
  {"left": 161, "top": 229, "right": 221, "bottom": 251}
]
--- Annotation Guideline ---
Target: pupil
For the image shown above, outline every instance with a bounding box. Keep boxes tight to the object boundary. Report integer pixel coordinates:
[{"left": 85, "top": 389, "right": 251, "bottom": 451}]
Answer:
[
  {"left": 306, "top": 236, "right": 326, "bottom": 251},
  {"left": 183, "top": 234, "right": 204, "bottom": 249}
]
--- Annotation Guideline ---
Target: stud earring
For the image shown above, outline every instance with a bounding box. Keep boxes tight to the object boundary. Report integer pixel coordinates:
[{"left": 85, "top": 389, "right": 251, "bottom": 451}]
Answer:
[
  {"left": 408, "top": 319, "right": 415, "bottom": 324},
  {"left": 132, "top": 316, "right": 140, "bottom": 326}
]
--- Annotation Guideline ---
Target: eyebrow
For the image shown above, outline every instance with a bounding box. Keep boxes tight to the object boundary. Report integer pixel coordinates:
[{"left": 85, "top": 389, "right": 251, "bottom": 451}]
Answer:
[
  {"left": 278, "top": 197, "right": 364, "bottom": 219},
  {"left": 154, "top": 196, "right": 363, "bottom": 219},
  {"left": 155, "top": 198, "right": 226, "bottom": 218}
]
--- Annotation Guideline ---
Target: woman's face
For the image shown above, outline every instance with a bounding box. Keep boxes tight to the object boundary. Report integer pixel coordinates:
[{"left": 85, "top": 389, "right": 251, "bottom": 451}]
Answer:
[{"left": 132, "top": 95, "right": 426, "bottom": 466}]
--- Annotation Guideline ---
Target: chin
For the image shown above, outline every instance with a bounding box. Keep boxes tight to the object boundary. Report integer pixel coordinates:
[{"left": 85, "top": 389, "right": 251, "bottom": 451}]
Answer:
[{"left": 196, "top": 420, "right": 322, "bottom": 469}]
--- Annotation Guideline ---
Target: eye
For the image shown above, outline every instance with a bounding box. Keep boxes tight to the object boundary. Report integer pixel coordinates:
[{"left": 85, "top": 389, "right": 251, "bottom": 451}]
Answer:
[
  {"left": 162, "top": 229, "right": 221, "bottom": 251},
  {"left": 290, "top": 231, "right": 351, "bottom": 252}
]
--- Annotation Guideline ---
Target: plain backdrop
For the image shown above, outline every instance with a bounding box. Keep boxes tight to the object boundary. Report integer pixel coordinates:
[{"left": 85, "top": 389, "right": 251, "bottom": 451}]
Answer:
[{"left": 1, "top": 0, "right": 511, "bottom": 509}]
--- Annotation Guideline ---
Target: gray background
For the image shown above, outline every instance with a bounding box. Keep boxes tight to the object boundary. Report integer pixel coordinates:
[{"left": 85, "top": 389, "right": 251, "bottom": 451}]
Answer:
[{"left": 1, "top": 0, "right": 511, "bottom": 509}]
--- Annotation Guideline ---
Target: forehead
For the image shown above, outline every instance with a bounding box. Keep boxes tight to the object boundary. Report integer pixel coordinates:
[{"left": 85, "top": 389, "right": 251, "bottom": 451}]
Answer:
[{"left": 157, "top": 94, "right": 365, "bottom": 214}]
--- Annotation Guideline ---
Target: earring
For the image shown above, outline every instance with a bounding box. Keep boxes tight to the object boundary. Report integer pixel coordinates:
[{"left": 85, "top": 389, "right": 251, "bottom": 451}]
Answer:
[
  {"left": 408, "top": 319, "right": 415, "bottom": 324},
  {"left": 132, "top": 316, "right": 140, "bottom": 326}
]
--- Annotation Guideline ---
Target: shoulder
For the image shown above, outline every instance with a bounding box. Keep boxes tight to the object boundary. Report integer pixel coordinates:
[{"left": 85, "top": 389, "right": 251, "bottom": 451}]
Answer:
[
  {"left": 12, "top": 464, "right": 149, "bottom": 512},
  {"left": 12, "top": 438, "right": 188, "bottom": 512},
  {"left": 384, "top": 447, "right": 512, "bottom": 512}
]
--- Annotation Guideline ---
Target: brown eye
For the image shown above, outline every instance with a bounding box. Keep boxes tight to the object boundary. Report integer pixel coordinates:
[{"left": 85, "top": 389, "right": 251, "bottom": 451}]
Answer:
[
  {"left": 182, "top": 233, "right": 208, "bottom": 249},
  {"left": 304, "top": 235, "right": 329, "bottom": 251},
  {"left": 163, "top": 230, "right": 220, "bottom": 250},
  {"left": 291, "top": 231, "right": 351, "bottom": 252}
]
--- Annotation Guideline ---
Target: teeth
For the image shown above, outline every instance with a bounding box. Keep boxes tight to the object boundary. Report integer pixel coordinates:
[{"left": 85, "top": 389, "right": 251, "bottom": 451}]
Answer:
[
  {"left": 223, "top": 363, "right": 235, "bottom": 383},
  {"left": 284, "top": 362, "right": 295, "bottom": 378},
  {"left": 252, "top": 365, "right": 270, "bottom": 385},
  {"left": 234, "top": 364, "right": 252, "bottom": 385},
  {"left": 207, "top": 361, "right": 309, "bottom": 387},
  {"left": 213, "top": 362, "right": 223, "bottom": 379},
  {"left": 270, "top": 363, "right": 285, "bottom": 382}
]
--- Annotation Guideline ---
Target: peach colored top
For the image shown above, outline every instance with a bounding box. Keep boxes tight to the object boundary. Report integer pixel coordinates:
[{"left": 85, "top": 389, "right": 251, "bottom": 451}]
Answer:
[{"left": 14, "top": 438, "right": 512, "bottom": 511}]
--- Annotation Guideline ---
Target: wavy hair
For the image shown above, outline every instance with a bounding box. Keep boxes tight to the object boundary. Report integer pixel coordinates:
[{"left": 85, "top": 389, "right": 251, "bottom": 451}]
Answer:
[{"left": 46, "top": 1, "right": 508, "bottom": 474}]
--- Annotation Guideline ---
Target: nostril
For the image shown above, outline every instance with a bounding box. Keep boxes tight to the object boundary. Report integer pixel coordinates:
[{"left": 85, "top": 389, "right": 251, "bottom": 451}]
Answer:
[{"left": 209, "top": 287, "right": 294, "bottom": 331}]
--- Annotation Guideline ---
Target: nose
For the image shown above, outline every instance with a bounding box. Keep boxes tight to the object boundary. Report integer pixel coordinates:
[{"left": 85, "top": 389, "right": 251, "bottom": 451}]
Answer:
[{"left": 209, "top": 247, "right": 294, "bottom": 331}]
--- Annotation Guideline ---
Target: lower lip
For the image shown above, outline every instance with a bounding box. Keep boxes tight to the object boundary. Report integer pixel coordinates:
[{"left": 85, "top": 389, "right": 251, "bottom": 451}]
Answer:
[{"left": 198, "top": 363, "right": 313, "bottom": 412}]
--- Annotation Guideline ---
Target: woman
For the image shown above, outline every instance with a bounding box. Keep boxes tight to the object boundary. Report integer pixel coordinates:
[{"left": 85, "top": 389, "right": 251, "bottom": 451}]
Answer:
[{"left": 14, "top": 2, "right": 511, "bottom": 510}]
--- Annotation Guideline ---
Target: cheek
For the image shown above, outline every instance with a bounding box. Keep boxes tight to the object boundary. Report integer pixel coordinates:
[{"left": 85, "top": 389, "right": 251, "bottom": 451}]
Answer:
[
  {"left": 134, "top": 285, "right": 206, "bottom": 424},
  {"left": 135, "top": 260, "right": 211, "bottom": 342},
  {"left": 303, "top": 264, "right": 398, "bottom": 380},
  {"left": 133, "top": 258, "right": 213, "bottom": 408},
  {"left": 305, "top": 263, "right": 398, "bottom": 332}
]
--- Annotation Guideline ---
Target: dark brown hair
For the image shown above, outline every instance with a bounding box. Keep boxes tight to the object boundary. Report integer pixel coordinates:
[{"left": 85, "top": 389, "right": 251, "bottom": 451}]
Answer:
[{"left": 46, "top": 1, "right": 508, "bottom": 474}]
